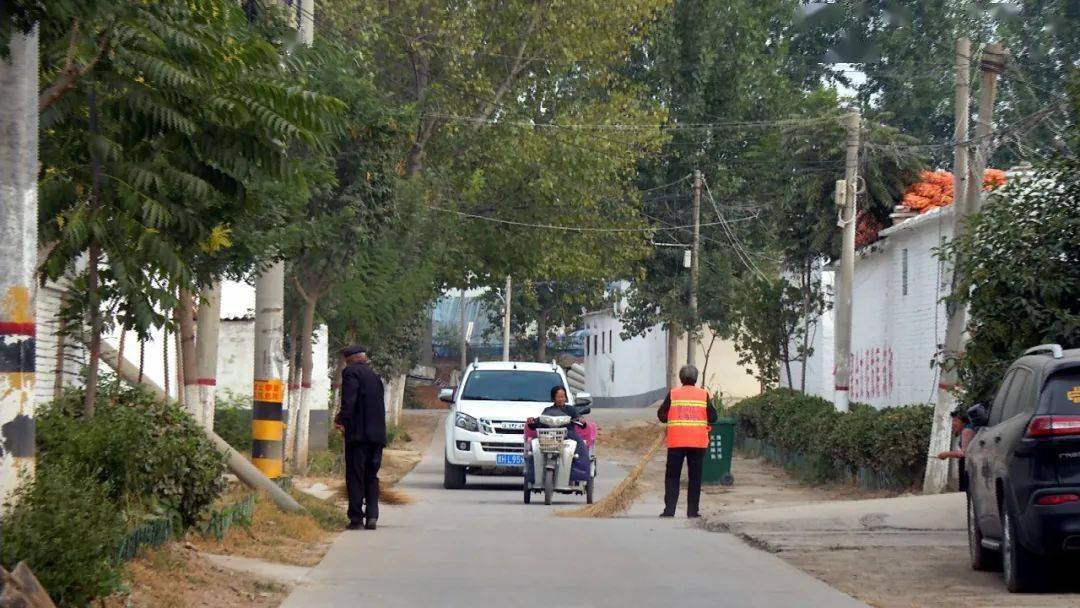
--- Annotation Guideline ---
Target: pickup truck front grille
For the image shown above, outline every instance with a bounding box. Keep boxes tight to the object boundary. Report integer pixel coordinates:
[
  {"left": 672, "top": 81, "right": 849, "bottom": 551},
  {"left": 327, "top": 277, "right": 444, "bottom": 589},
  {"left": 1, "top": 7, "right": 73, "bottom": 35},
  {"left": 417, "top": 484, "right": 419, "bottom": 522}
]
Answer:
[
  {"left": 480, "top": 442, "right": 524, "bottom": 454},
  {"left": 489, "top": 420, "right": 526, "bottom": 435}
]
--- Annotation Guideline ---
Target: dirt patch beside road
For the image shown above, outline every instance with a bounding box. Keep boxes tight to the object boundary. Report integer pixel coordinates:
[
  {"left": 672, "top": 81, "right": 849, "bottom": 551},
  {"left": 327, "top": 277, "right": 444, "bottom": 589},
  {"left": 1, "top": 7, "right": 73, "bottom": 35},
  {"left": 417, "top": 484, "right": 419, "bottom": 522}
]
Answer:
[
  {"left": 187, "top": 491, "right": 337, "bottom": 567},
  {"left": 784, "top": 546, "right": 1080, "bottom": 607},
  {"left": 104, "top": 543, "right": 287, "bottom": 608}
]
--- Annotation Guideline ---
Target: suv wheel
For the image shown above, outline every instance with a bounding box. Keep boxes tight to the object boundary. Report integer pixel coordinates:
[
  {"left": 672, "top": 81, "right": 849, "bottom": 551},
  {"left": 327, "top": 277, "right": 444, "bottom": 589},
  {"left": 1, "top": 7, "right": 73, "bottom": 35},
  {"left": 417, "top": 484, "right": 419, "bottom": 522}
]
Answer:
[
  {"left": 1002, "top": 500, "right": 1042, "bottom": 592},
  {"left": 443, "top": 457, "right": 466, "bottom": 490},
  {"left": 967, "top": 493, "right": 1000, "bottom": 571}
]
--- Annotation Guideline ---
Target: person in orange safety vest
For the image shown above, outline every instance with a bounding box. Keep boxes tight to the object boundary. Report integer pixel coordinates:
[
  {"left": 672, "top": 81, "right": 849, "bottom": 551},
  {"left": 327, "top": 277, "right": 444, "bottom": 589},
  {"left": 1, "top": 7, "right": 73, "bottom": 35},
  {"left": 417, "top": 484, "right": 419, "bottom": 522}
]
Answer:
[{"left": 657, "top": 365, "right": 718, "bottom": 518}]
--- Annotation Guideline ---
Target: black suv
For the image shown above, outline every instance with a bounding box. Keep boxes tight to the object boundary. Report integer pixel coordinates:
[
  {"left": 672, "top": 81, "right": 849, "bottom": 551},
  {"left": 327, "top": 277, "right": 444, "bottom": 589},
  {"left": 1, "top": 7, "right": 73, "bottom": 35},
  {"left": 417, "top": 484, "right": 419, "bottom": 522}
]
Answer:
[{"left": 965, "top": 344, "right": 1080, "bottom": 592}]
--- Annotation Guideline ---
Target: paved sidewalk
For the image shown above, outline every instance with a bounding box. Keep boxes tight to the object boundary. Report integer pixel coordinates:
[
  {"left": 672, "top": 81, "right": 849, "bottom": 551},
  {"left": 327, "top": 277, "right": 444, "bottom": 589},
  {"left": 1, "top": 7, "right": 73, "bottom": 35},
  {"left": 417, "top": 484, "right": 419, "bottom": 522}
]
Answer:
[{"left": 707, "top": 491, "right": 966, "bottom": 552}]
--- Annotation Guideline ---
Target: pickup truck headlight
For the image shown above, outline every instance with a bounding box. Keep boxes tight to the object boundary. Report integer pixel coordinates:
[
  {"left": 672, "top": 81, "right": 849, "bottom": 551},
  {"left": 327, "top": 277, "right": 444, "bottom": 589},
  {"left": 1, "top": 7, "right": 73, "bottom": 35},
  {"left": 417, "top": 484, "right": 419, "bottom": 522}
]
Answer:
[{"left": 455, "top": 412, "right": 479, "bottom": 433}]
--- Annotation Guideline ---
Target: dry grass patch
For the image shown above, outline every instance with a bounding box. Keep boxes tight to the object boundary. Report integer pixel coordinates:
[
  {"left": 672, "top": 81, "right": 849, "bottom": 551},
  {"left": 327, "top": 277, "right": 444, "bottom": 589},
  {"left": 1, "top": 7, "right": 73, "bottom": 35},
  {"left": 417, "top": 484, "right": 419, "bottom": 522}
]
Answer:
[
  {"left": 103, "top": 544, "right": 286, "bottom": 608},
  {"left": 186, "top": 491, "right": 339, "bottom": 567}
]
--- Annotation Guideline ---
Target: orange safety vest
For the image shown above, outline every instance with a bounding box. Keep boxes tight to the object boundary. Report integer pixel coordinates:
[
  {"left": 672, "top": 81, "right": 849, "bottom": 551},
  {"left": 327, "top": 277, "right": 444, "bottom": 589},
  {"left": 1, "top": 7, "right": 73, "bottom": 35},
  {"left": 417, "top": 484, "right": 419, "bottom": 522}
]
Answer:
[{"left": 665, "top": 385, "right": 710, "bottom": 448}]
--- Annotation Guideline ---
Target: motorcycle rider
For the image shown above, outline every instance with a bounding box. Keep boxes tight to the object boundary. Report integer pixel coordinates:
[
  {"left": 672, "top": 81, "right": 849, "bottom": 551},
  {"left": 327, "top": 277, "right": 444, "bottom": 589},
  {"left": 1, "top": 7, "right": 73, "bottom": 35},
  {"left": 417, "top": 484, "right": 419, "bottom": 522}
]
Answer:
[{"left": 527, "top": 386, "right": 586, "bottom": 435}]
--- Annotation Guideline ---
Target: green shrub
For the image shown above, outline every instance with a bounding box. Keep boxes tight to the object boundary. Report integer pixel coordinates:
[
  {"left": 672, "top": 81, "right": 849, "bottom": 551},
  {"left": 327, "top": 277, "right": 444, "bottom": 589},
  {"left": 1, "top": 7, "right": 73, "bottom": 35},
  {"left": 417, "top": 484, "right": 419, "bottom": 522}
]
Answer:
[
  {"left": 732, "top": 389, "right": 933, "bottom": 485},
  {"left": 214, "top": 391, "right": 253, "bottom": 453},
  {"left": 37, "top": 383, "right": 227, "bottom": 527},
  {"left": 1, "top": 464, "right": 125, "bottom": 607}
]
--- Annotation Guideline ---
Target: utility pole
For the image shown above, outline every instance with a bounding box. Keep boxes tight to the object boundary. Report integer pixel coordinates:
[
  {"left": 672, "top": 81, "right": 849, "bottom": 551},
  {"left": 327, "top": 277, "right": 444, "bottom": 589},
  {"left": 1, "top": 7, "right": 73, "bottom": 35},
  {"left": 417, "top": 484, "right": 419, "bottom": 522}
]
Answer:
[
  {"left": 502, "top": 275, "right": 512, "bottom": 361},
  {"left": 252, "top": 265, "right": 286, "bottom": 478},
  {"left": 833, "top": 110, "right": 860, "bottom": 413},
  {"left": 250, "top": 0, "right": 316, "bottom": 478},
  {"left": 968, "top": 42, "right": 1004, "bottom": 215},
  {"left": 459, "top": 290, "right": 468, "bottom": 371},
  {"left": 924, "top": 40, "right": 1002, "bottom": 493},
  {"left": 687, "top": 169, "right": 701, "bottom": 368},
  {"left": 0, "top": 29, "right": 38, "bottom": 502}
]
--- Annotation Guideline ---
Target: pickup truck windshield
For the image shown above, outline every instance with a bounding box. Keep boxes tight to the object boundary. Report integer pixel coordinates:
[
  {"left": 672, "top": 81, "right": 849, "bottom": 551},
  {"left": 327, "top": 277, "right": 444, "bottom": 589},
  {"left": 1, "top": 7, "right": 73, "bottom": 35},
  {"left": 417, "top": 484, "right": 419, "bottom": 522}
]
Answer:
[{"left": 461, "top": 370, "right": 564, "bottom": 402}]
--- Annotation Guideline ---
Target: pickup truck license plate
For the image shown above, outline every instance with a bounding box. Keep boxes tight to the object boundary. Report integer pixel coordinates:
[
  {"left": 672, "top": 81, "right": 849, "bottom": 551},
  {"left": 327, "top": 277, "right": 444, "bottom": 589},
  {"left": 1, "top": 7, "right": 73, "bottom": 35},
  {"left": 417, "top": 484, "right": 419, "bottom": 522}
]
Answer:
[{"left": 496, "top": 453, "right": 524, "bottom": 466}]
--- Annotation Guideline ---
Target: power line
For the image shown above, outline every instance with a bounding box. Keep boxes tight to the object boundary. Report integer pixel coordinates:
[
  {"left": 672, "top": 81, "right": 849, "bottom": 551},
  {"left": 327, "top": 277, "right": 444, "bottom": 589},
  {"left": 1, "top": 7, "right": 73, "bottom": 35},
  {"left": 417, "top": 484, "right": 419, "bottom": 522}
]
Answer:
[
  {"left": 701, "top": 177, "right": 768, "bottom": 281},
  {"left": 427, "top": 205, "right": 756, "bottom": 233},
  {"left": 861, "top": 101, "right": 1069, "bottom": 152},
  {"left": 422, "top": 112, "right": 845, "bottom": 132}
]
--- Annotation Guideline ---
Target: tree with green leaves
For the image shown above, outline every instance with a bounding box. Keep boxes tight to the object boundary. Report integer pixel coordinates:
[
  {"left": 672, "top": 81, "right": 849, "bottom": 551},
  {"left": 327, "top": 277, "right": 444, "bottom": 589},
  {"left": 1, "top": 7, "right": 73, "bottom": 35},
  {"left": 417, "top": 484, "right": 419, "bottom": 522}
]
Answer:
[
  {"left": 948, "top": 154, "right": 1080, "bottom": 406},
  {"left": 31, "top": 0, "right": 343, "bottom": 415},
  {"left": 624, "top": 0, "right": 827, "bottom": 345}
]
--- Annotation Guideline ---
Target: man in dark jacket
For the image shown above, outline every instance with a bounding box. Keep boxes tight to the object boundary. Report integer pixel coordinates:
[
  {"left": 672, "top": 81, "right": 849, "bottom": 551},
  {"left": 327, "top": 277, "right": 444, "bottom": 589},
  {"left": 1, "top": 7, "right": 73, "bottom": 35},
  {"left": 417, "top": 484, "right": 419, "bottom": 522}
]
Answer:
[{"left": 334, "top": 345, "right": 387, "bottom": 530}]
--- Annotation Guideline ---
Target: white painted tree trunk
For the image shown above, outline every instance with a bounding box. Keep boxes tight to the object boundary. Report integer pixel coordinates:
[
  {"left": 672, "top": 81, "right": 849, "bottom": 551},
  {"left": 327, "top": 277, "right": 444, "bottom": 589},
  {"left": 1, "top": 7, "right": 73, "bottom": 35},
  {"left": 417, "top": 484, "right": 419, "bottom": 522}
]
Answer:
[
  {"left": 383, "top": 373, "right": 407, "bottom": 427},
  {"left": 0, "top": 29, "right": 39, "bottom": 502},
  {"left": 295, "top": 386, "right": 311, "bottom": 471},
  {"left": 195, "top": 282, "right": 221, "bottom": 429},
  {"left": 178, "top": 289, "right": 200, "bottom": 423},
  {"left": 294, "top": 295, "right": 317, "bottom": 474}
]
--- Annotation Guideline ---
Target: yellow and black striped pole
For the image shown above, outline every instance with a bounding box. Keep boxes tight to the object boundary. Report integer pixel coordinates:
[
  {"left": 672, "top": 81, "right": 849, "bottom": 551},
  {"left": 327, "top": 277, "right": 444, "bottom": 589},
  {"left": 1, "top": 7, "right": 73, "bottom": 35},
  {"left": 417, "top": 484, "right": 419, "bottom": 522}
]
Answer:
[
  {"left": 252, "top": 378, "right": 284, "bottom": 477},
  {"left": 253, "top": 258, "right": 286, "bottom": 479}
]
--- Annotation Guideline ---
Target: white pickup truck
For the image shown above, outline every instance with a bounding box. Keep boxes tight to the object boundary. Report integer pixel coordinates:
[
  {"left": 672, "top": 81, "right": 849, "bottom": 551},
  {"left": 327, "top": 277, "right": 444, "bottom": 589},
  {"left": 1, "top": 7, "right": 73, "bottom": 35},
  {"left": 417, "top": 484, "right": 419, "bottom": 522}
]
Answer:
[{"left": 440, "top": 360, "right": 590, "bottom": 489}]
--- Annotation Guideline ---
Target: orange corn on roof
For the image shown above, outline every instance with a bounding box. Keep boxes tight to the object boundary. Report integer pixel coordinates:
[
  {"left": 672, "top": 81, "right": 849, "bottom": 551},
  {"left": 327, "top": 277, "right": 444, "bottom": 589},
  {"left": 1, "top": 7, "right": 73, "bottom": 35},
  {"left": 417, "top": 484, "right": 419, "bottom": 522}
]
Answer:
[{"left": 900, "top": 169, "right": 1007, "bottom": 213}]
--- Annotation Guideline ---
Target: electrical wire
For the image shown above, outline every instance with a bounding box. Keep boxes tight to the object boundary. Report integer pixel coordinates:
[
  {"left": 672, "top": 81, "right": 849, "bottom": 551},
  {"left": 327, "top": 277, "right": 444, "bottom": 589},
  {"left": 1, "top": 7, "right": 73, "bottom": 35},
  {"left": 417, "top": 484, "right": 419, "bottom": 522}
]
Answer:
[
  {"left": 701, "top": 177, "right": 768, "bottom": 281},
  {"left": 423, "top": 112, "right": 846, "bottom": 132},
  {"left": 427, "top": 205, "right": 757, "bottom": 233}
]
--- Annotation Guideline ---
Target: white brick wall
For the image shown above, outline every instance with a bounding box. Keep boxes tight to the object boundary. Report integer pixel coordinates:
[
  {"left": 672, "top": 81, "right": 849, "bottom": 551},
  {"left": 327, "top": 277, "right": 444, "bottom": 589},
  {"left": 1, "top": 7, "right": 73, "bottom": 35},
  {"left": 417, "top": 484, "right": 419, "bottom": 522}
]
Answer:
[
  {"left": 784, "top": 206, "right": 954, "bottom": 409},
  {"left": 582, "top": 308, "right": 668, "bottom": 407}
]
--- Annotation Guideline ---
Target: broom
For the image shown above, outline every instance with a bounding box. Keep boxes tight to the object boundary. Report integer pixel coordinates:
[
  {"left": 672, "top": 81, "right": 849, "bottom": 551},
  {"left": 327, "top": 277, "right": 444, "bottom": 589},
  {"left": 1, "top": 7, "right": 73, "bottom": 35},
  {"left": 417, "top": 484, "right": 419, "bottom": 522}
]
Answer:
[
  {"left": 332, "top": 480, "right": 414, "bottom": 505},
  {"left": 556, "top": 427, "right": 665, "bottom": 518}
]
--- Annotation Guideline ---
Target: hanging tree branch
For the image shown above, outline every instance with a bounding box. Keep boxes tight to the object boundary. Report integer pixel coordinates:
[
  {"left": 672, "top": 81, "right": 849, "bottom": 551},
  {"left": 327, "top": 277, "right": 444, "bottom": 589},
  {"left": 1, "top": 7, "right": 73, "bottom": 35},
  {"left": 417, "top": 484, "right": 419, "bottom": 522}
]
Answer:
[{"left": 39, "top": 20, "right": 113, "bottom": 111}]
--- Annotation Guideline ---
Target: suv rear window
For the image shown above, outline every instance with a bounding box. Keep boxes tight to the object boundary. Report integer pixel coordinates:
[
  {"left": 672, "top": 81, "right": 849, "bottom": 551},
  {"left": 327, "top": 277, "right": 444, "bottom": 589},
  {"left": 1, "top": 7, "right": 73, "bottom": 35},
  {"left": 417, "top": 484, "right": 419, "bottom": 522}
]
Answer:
[
  {"left": 1042, "top": 370, "right": 1080, "bottom": 414},
  {"left": 461, "top": 370, "right": 564, "bottom": 402}
]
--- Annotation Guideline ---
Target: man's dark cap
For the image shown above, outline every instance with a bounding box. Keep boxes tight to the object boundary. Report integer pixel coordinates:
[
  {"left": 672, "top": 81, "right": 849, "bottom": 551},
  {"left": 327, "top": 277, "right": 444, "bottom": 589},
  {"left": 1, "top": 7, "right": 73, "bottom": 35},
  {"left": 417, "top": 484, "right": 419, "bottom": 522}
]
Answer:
[{"left": 341, "top": 344, "right": 369, "bottom": 357}]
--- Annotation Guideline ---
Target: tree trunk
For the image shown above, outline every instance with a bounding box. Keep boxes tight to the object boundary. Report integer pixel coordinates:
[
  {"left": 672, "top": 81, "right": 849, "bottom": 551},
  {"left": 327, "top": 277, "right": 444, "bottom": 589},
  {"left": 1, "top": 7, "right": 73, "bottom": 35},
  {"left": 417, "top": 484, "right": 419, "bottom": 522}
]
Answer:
[
  {"left": 799, "top": 261, "right": 812, "bottom": 393},
  {"left": 195, "top": 282, "right": 221, "bottom": 429},
  {"left": 666, "top": 325, "right": 678, "bottom": 389},
  {"left": 295, "top": 289, "right": 318, "bottom": 474},
  {"left": 283, "top": 317, "right": 299, "bottom": 467},
  {"left": 177, "top": 289, "right": 199, "bottom": 422},
  {"left": 162, "top": 324, "right": 170, "bottom": 397},
  {"left": 83, "top": 243, "right": 102, "bottom": 418},
  {"left": 536, "top": 310, "right": 548, "bottom": 361},
  {"left": 83, "top": 86, "right": 104, "bottom": 419},
  {"left": 700, "top": 331, "right": 718, "bottom": 389},
  {"left": 329, "top": 350, "right": 345, "bottom": 425}
]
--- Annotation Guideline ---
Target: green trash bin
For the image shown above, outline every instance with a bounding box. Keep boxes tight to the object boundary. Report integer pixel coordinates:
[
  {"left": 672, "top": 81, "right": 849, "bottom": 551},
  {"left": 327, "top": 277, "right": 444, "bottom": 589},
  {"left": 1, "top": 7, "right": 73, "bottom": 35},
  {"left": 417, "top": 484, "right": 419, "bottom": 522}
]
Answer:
[{"left": 702, "top": 417, "right": 735, "bottom": 486}]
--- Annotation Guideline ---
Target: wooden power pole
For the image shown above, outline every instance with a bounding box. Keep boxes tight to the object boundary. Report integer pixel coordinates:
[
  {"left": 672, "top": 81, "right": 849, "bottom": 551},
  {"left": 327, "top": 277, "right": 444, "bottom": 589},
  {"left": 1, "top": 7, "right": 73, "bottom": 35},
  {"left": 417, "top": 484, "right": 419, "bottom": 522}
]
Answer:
[
  {"left": 687, "top": 169, "right": 701, "bottom": 368},
  {"left": 833, "top": 110, "right": 860, "bottom": 413},
  {"left": 924, "top": 41, "right": 1003, "bottom": 493},
  {"left": 459, "top": 290, "right": 468, "bottom": 371},
  {"left": 0, "top": 29, "right": 39, "bottom": 501}
]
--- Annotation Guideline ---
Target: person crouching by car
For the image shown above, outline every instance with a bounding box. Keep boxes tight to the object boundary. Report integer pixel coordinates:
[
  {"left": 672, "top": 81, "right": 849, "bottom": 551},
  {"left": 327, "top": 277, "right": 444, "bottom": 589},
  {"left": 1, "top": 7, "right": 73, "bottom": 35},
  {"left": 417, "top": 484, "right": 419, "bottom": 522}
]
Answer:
[
  {"left": 937, "top": 409, "right": 975, "bottom": 491},
  {"left": 658, "top": 365, "right": 718, "bottom": 519}
]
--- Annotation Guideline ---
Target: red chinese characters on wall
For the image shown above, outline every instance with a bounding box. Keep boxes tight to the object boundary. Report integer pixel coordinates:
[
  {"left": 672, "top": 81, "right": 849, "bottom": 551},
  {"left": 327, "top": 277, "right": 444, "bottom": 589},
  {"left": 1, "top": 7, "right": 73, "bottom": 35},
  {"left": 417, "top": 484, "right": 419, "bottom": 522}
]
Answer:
[{"left": 848, "top": 346, "right": 894, "bottom": 402}]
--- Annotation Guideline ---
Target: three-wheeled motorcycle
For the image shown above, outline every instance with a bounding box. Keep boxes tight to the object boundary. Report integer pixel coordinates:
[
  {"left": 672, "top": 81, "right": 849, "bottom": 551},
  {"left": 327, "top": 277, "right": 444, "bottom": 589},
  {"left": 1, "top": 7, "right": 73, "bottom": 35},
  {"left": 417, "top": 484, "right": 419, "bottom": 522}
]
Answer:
[{"left": 523, "top": 408, "right": 597, "bottom": 505}]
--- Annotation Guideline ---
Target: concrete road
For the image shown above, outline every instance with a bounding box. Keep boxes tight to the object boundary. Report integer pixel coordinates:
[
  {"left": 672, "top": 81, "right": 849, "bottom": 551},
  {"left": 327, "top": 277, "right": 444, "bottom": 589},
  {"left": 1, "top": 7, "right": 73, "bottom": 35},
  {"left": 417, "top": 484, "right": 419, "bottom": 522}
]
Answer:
[{"left": 283, "top": 411, "right": 866, "bottom": 608}]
